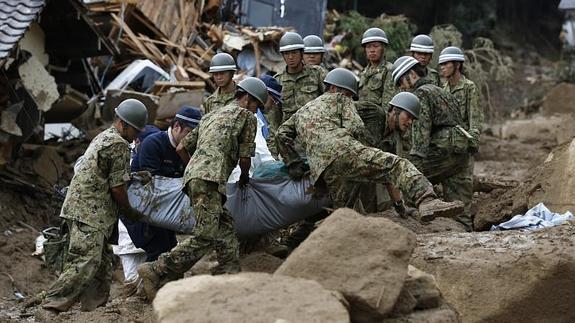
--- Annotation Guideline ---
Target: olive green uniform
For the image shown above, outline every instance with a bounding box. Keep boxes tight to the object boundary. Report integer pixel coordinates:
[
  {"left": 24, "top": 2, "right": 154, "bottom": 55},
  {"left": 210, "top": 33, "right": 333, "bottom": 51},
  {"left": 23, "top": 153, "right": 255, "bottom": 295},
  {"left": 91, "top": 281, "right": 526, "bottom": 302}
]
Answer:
[{"left": 202, "top": 86, "right": 235, "bottom": 114}]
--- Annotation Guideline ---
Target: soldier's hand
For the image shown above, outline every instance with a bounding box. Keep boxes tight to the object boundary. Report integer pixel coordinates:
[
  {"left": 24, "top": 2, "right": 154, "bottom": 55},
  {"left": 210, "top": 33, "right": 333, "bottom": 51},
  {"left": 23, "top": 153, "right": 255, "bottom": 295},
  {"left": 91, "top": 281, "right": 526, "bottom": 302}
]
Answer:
[
  {"left": 394, "top": 200, "right": 409, "bottom": 218},
  {"left": 131, "top": 171, "right": 153, "bottom": 184},
  {"left": 238, "top": 173, "right": 250, "bottom": 187},
  {"left": 288, "top": 162, "right": 307, "bottom": 181},
  {"left": 125, "top": 208, "right": 144, "bottom": 222}
]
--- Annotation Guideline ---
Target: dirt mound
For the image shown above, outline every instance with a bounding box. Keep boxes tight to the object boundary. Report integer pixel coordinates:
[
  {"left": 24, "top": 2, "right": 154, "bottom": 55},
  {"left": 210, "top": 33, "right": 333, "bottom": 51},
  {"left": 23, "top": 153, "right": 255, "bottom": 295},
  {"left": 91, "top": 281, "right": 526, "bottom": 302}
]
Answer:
[
  {"left": 276, "top": 208, "right": 416, "bottom": 322},
  {"left": 153, "top": 273, "right": 350, "bottom": 323},
  {"left": 474, "top": 138, "right": 575, "bottom": 230},
  {"left": 412, "top": 223, "right": 575, "bottom": 322},
  {"left": 541, "top": 83, "right": 575, "bottom": 116}
]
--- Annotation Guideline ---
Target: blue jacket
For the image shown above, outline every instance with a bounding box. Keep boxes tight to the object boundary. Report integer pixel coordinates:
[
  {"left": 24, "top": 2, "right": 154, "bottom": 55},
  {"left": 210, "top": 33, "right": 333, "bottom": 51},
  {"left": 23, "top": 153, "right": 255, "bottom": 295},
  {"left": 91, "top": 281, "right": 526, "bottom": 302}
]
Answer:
[{"left": 132, "top": 131, "right": 185, "bottom": 178}]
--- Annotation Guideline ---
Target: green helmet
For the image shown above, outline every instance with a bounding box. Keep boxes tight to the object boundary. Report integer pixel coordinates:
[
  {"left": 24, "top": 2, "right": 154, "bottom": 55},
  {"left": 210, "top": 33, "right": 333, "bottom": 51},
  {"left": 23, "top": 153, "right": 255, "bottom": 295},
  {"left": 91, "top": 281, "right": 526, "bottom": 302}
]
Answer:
[
  {"left": 237, "top": 77, "right": 268, "bottom": 105},
  {"left": 410, "top": 34, "right": 434, "bottom": 53},
  {"left": 361, "top": 27, "right": 389, "bottom": 45},
  {"left": 303, "top": 35, "right": 326, "bottom": 53},
  {"left": 324, "top": 68, "right": 358, "bottom": 98},
  {"left": 115, "top": 99, "right": 148, "bottom": 131},
  {"left": 209, "top": 53, "right": 237, "bottom": 73},
  {"left": 438, "top": 46, "right": 465, "bottom": 64},
  {"left": 389, "top": 92, "right": 420, "bottom": 119},
  {"left": 391, "top": 56, "right": 419, "bottom": 85},
  {"left": 279, "top": 32, "right": 305, "bottom": 52}
]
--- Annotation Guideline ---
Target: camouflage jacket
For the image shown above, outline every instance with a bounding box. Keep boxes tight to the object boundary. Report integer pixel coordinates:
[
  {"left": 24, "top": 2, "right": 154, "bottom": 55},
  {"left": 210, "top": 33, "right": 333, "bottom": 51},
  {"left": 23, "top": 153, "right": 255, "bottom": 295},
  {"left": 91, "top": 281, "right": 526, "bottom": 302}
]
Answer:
[
  {"left": 425, "top": 67, "right": 442, "bottom": 87},
  {"left": 275, "top": 64, "right": 326, "bottom": 123},
  {"left": 60, "top": 126, "right": 130, "bottom": 233},
  {"left": 202, "top": 86, "right": 235, "bottom": 114},
  {"left": 410, "top": 78, "right": 462, "bottom": 158},
  {"left": 182, "top": 101, "right": 256, "bottom": 192},
  {"left": 444, "top": 75, "right": 483, "bottom": 147},
  {"left": 357, "top": 61, "right": 397, "bottom": 112},
  {"left": 276, "top": 92, "right": 370, "bottom": 184}
]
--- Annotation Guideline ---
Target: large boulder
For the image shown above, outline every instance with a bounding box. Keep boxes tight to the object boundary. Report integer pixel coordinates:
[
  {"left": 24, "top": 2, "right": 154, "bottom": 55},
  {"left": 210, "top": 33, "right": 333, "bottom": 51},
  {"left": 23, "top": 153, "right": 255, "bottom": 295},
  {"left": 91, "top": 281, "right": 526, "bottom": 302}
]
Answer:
[
  {"left": 275, "top": 208, "right": 416, "bottom": 322},
  {"left": 411, "top": 223, "right": 575, "bottom": 322},
  {"left": 153, "top": 272, "right": 350, "bottom": 323}
]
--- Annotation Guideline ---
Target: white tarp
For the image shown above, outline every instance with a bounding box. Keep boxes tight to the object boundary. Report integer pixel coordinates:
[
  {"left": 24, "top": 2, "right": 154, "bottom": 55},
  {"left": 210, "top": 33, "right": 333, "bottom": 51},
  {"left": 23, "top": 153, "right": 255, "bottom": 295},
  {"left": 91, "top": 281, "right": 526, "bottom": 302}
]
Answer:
[{"left": 491, "top": 203, "right": 573, "bottom": 231}]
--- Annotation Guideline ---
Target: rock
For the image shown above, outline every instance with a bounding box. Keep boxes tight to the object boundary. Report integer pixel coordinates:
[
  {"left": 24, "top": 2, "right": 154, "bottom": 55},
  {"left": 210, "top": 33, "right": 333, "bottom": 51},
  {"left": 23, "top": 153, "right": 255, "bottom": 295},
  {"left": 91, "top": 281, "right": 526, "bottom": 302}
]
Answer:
[
  {"left": 391, "top": 266, "right": 443, "bottom": 316},
  {"left": 275, "top": 208, "right": 416, "bottom": 322},
  {"left": 541, "top": 83, "right": 575, "bottom": 116},
  {"left": 153, "top": 272, "right": 350, "bottom": 323},
  {"left": 383, "top": 307, "right": 460, "bottom": 323},
  {"left": 240, "top": 251, "right": 283, "bottom": 273},
  {"left": 412, "top": 224, "right": 575, "bottom": 322}
]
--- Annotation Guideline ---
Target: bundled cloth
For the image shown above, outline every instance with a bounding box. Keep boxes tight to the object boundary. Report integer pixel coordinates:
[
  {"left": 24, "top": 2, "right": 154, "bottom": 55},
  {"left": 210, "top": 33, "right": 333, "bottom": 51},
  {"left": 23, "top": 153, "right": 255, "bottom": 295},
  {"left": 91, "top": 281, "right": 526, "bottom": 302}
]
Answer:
[
  {"left": 127, "top": 161, "right": 329, "bottom": 237},
  {"left": 491, "top": 203, "right": 573, "bottom": 231}
]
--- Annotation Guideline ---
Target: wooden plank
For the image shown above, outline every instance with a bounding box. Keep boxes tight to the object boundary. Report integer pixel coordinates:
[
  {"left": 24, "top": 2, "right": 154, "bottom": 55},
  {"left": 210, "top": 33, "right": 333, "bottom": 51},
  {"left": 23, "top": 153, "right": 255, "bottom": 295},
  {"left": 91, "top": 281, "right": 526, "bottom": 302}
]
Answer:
[
  {"left": 186, "top": 67, "right": 212, "bottom": 80},
  {"left": 111, "top": 13, "right": 154, "bottom": 59},
  {"left": 252, "top": 39, "right": 262, "bottom": 77},
  {"left": 152, "top": 81, "right": 206, "bottom": 95}
]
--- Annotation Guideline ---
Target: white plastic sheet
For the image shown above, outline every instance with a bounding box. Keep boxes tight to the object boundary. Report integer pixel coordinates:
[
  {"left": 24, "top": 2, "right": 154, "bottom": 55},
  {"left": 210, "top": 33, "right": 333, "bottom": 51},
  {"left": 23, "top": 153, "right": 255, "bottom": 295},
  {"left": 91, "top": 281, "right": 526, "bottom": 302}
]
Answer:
[{"left": 491, "top": 202, "right": 573, "bottom": 231}]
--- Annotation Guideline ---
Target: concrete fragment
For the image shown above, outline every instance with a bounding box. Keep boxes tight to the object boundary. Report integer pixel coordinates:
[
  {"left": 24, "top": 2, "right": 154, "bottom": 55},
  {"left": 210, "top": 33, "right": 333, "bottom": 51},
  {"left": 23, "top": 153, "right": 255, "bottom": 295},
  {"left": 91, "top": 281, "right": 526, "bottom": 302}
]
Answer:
[
  {"left": 153, "top": 272, "right": 350, "bottom": 323},
  {"left": 275, "top": 208, "right": 416, "bottom": 322},
  {"left": 412, "top": 224, "right": 575, "bottom": 322},
  {"left": 18, "top": 55, "right": 59, "bottom": 112}
]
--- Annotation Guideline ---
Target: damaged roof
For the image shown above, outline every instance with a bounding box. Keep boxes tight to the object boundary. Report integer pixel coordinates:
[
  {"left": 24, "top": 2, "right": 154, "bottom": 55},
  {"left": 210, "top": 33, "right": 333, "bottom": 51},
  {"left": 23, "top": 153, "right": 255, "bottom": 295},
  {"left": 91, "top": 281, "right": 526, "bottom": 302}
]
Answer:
[
  {"left": 0, "top": 0, "right": 45, "bottom": 60},
  {"left": 559, "top": 0, "right": 575, "bottom": 10}
]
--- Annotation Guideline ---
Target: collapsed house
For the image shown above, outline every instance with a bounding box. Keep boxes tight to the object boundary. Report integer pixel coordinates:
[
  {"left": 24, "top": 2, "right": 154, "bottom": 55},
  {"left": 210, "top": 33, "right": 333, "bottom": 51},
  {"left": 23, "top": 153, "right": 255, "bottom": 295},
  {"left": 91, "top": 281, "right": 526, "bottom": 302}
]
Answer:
[{"left": 0, "top": 0, "right": 295, "bottom": 167}]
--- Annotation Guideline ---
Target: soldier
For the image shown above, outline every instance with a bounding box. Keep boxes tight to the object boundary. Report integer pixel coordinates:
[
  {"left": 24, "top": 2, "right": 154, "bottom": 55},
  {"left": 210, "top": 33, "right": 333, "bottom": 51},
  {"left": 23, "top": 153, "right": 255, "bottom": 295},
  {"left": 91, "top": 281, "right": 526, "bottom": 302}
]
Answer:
[
  {"left": 391, "top": 56, "right": 471, "bottom": 207},
  {"left": 138, "top": 77, "right": 268, "bottom": 301},
  {"left": 439, "top": 46, "right": 483, "bottom": 230},
  {"left": 410, "top": 35, "right": 441, "bottom": 86},
  {"left": 384, "top": 92, "right": 420, "bottom": 160},
  {"left": 303, "top": 35, "right": 328, "bottom": 69},
  {"left": 356, "top": 27, "right": 397, "bottom": 149},
  {"left": 39, "top": 99, "right": 148, "bottom": 312},
  {"left": 259, "top": 74, "right": 283, "bottom": 158},
  {"left": 276, "top": 68, "right": 464, "bottom": 223},
  {"left": 275, "top": 32, "right": 326, "bottom": 123},
  {"left": 203, "top": 53, "right": 237, "bottom": 114}
]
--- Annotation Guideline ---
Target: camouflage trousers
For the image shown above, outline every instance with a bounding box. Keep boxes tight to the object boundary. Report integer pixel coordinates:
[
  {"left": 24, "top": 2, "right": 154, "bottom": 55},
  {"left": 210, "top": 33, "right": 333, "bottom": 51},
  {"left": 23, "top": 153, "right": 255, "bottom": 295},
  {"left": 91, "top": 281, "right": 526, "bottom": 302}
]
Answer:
[
  {"left": 442, "top": 155, "right": 474, "bottom": 229},
  {"left": 159, "top": 179, "right": 240, "bottom": 274},
  {"left": 322, "top": 147, "right": 435, "bottom": 208},
  {"left": 45, "top": 220, "right": 113, "bottom": 309}
]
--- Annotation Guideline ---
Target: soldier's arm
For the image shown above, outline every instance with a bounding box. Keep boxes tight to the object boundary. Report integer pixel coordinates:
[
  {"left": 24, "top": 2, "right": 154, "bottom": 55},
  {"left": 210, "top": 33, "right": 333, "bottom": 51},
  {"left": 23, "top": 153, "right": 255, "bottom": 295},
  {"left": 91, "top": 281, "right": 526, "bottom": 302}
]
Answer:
[
  {"left": 276, "top": 114, "right": 302, "bottom": 166},
  {"left": 102, "top": 143, "right": 141, "bottom": 219},
  {"left": 237, "top": 112, "right": 257, "bottom": 185},
  {"left": 343, "top": 100, "right": 372, "bottom": 146},
  {"left": 468, "top": 82, "right": 483, "bottom": 142},
  {"left": 176, "top": 127, "right": 199, "bottom": 164},
  {"left": 409, "top": 95, "right": 432, "bottom": 159},
  {"left": 318, "top": 67, "right": 327, "bottom": 93}
]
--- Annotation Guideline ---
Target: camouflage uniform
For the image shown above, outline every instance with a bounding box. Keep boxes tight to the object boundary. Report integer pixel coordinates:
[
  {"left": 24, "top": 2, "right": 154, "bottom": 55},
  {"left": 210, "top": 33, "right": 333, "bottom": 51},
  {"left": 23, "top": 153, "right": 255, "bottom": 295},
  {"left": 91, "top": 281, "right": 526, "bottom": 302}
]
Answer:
[
  {"left": 408, "top": 78, "right": 470, "bottom": 203},
  {"left": 425, "top": 67, "right": 442, "bottom": 87},
  {"left": 274, "top": 64, "right": 326, "bottom": 123},
  {"left": 276, "top": 92, "right": 436, "bottom": 209},
  {"left": 45, "top": 126, "right": 130, "bottom": 310},
  {"left": 356, "top": 61, "right": 397, "bottom": 149},
  {"left": 202, "top": 86, "right": 235, "bottom": 114},
  {"left": 159, "top": 101, "right": 257, "bottom": 274},
  {"left": 444, "top": 75, "right": 483, "bottom": 228}
]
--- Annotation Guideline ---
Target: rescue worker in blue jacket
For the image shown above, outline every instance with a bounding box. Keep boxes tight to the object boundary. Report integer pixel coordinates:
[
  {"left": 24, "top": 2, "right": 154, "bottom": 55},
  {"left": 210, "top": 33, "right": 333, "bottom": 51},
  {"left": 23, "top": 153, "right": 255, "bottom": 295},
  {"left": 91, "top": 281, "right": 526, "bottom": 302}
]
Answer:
[{"left": 126, "top": 106, "right": 203, "bottom": 261}]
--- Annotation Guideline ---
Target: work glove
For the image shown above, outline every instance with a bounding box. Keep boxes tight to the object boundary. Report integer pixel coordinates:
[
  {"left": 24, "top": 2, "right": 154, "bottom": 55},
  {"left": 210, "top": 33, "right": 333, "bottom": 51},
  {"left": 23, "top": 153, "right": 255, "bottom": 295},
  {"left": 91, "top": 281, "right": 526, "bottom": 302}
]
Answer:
[
  {"left": 287, "top": 161, "right": 307, "bottom": 181},
  {"left": 394, "top": 200, "right": 418, "bottom": 219},
  {"left": 124, "top": 208, "right": 145, "bottom": 222},
  {"left": 238, "top": 173, "right": 250, "bottom": 188},
  {"left": 131, "top": 171, "right": 153, "bottom": 184}
]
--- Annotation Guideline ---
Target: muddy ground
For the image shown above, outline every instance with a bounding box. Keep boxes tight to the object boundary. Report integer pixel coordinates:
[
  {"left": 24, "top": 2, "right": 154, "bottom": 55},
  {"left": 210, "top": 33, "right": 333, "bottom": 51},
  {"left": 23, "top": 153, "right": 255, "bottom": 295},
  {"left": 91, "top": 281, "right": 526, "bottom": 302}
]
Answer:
[{"left": 0, "top": 61, "right": 570, "bottom": 322}]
